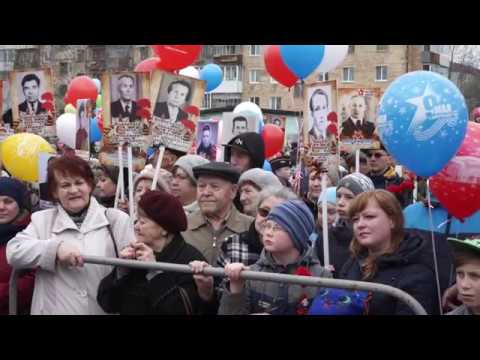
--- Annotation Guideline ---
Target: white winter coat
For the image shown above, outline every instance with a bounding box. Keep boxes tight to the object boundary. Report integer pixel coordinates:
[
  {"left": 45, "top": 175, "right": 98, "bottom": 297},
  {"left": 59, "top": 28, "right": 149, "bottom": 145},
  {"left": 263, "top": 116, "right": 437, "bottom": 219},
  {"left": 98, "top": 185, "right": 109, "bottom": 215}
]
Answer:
[{"left": 6, "top": 197, "right": 135, "bottom": 315}]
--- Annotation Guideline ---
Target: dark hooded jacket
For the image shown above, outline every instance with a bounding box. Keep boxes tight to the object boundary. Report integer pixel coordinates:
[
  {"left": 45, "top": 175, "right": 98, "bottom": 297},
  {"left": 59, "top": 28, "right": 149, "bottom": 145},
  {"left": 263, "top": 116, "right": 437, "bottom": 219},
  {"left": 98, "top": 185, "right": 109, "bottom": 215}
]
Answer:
[
  {"left": 224, "top": 132, "right": 265, "bottom": 170},
  {"left": 314, "top": 219, "right": 353, "bottom": 278},
  {"left": 403, "top": 200, "right": 480, "bottom": 299},
  {"left": 224, "top": 132, "right": 266, "bottom": 212},
  {"left": 339, "top": 233, "right": 438, "bottom": 315}
]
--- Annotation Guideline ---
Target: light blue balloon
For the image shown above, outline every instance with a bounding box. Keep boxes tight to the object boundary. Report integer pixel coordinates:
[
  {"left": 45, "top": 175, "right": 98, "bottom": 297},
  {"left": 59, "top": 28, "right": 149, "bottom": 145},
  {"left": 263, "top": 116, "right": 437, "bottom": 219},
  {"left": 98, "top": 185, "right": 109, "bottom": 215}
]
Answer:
[
  {"left": 377, "top": 71, "right": 468, "bottom": 177},
  {"left": 263, "top": 160, "right": 272, "bottom": 172},
  {"left": 280, "top": 45, "right": 325, "bottom": 80},
  {"left": 90, "top": 117, "right": 102, "bottom": 143},
  {"left": 200, "top": 64, "right": 223, "bottom": 92}
]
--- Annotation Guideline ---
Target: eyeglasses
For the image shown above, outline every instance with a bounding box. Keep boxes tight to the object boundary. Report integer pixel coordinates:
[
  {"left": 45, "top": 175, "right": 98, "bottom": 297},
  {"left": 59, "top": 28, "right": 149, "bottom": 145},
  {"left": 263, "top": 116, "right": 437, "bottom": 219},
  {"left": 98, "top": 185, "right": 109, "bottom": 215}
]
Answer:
[
  {"left": 367, "top": 152, "right": 385, "bottom": 159},
  {"left": 257, "top": 207, "right": 270, "bottom": 218},
  {"left": 261, "top": 221, "right": 285, "bottom": 233}
]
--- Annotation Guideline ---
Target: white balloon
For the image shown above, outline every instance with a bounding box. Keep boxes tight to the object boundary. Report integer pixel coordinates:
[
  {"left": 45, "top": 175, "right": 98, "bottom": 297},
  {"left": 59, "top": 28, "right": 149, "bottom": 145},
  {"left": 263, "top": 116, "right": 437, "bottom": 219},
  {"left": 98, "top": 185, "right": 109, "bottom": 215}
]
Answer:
[
  {"left": 316, "top": 45, "right": 349, "bottom": 73},
  {"left": 179, "top": 66, "right": 200, "bottom": 79},
  {"left": 233, "top": 102, "right": 263, "bottom": 124},
  {"left": 56, "top": 113, "right": 76, "bottom": 149}
]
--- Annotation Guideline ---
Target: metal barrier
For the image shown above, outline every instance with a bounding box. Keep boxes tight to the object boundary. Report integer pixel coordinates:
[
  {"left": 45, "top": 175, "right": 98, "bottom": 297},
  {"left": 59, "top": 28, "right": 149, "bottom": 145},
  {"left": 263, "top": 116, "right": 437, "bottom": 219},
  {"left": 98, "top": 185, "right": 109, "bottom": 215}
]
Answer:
[{"left": 9, "top": 255, "right": 428, "bottom": 315}]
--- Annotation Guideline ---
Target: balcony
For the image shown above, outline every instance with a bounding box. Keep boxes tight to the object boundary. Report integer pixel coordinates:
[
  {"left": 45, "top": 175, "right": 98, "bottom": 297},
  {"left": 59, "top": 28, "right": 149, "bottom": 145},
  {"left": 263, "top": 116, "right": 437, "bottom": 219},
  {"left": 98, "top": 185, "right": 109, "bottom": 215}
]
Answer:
[
  {"left": 213, "top": 45, "right": 243, "bottom": 64},
  {"left": 210, "top": 80, "right": 243, "bottom": 94}
]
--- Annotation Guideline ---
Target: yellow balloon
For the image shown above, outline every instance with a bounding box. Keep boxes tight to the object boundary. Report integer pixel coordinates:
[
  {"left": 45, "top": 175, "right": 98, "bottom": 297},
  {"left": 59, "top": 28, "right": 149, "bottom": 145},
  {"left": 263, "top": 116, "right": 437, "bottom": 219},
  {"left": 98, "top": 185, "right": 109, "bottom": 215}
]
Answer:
[
  {"left": 65, "top": 104, "right": 76, "bottom": 114},
  {"left": 0, "top": 133, "right": 55, "bottom": 182}
]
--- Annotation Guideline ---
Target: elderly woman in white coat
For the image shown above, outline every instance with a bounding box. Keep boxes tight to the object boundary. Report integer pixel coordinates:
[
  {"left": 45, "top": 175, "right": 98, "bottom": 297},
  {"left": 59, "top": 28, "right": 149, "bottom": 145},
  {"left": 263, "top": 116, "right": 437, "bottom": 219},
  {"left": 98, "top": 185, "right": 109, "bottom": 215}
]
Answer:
[{"left": 7, "top": 155, "right": 135, "bottom": 315}]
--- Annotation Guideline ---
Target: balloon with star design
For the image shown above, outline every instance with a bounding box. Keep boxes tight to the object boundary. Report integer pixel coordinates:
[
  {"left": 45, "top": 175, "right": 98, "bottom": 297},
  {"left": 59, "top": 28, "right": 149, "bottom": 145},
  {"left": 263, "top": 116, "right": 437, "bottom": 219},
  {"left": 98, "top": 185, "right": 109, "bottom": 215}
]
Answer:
[{"left": 377, "top": 71, "right": 468, "bottom": 177}]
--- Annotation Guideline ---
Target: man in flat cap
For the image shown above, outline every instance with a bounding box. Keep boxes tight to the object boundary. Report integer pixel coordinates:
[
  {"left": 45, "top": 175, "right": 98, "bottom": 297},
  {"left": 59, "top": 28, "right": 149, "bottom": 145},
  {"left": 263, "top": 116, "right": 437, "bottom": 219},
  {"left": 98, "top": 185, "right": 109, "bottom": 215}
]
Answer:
[
  {"left": 270, "top": 156, "right": 292, "bottom": 188},
  {"left": 182, "top": 162, "right": 253, "bottom": 266}
]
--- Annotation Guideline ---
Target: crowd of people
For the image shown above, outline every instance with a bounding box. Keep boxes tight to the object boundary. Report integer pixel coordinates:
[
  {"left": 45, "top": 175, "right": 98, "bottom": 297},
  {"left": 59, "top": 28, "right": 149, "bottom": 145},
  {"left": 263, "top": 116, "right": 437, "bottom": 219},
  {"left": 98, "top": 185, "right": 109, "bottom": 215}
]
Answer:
[{"left": 1, "top": 130, "right": 479, "bottom": 316}]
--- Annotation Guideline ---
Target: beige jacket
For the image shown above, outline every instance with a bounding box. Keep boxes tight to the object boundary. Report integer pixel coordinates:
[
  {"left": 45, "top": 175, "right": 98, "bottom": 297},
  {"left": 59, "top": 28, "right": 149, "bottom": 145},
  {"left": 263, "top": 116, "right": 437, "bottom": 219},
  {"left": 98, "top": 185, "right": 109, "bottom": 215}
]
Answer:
[
  {"left": 6, "top": 197, "right": 135, "bottom": 315},
  {"left": 182, "top": 206, "right": 253, "bottom": 264}
]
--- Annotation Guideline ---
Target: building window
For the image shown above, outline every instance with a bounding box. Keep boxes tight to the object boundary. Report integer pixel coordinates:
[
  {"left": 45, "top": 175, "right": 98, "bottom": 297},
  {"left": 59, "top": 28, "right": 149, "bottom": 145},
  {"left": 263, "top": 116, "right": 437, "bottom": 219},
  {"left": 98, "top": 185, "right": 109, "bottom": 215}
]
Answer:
[
  {"left": 270, "top": 97, "right": 282, "bottom": 110},
  {"left": 223, "top": 65, "right": 239, "bottom": 81},
  {"left": 250, "top": 45, "right": 261, "bottom": 56},
  {"left": 318, "top": 72, "right": 329, "bottom": 82},
  {"left": 342, "top": 67, "right": 354, "bottom": 82},
  {"left": 293, "top": 82, "right": 303, "bottom": 98},
  {"left": 215, "top": 45, "right": 237, "bottom": 56},
  {"left": 77, "top": 49, "right": 85, "bottom": 62},
  {"left": 375, "top": 65, "right": 388, "bottom": 81},
  {"left": 376, "top": 45, "right": 389, "bottom": 52},
  {"left": 60, "top": 62, "right": 69, "bottom": 76},
  {"left": 249, "top": 69, "right": 262, "bottom": 83},
  {"left": 250, "top": 96, "right": 260, "bottom": 105},
  {"left": 140, "top": 46, "right": 149, "bottom": 60},
  {"left": 203, "top": 93, "right": 212, "bottom": 109},
  {"left": 424, "top": 45, "right": 431, "bottom": 52},
  {"left": 423, "top": 64, "right": 431, "bottom": 71},
  {"left": 348, "top": 45, "right": 355, "bottom": 54}
]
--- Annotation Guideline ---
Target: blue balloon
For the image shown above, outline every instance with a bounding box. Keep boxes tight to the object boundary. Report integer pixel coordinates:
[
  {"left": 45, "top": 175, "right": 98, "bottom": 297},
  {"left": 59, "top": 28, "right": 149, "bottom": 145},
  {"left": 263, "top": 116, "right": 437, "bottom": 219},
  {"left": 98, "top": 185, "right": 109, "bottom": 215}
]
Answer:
[
  {"left": 378, "top": 71, "right": 468, "bottom": 177},
  {"left": 200, "top": 64, "right": 223, "bottom": 92},
  {"left": 263, "top": 160, "right": 272, "bottom": 172},
  {"left": 90, "top": 117, "right": 102, "bottom": 143},
  {"left": 280, "top": 45, "right": 325, "bottom": 80}
]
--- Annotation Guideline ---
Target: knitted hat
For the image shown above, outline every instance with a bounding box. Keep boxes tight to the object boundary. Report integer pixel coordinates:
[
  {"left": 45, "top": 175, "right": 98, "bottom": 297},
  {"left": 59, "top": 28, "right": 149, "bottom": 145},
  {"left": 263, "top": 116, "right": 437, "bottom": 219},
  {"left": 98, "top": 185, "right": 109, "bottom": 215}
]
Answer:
[
  {"left": 133, "top": 165, "right": 170, "bottom": 193},
  {"left": 238, "top": 168, "right": 282, "bottom": 190},
  {"left": 138, "top": 190, "right": 187, "bottom": 234},
  {"left": 317, "top": 187, "right": 337, "bottom": 205},
  {"left": 174, "top": 155, "right": 210, "bottom": 184},
  {"left": 337, "top": 173, "right": 374, "bottom": 196},
  {"left": 0, "top": 177, "right": 27, "bottom": 210},
  {"left": 267, "top": 200, "right": 315, "bottom": 254}
]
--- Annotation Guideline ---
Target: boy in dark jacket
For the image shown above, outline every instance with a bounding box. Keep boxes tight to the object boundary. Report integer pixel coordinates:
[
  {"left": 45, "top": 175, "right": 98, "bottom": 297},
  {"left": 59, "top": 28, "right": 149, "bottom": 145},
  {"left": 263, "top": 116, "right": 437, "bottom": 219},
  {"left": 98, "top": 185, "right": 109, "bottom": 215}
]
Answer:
[{"left": 218, "top": 200, "right": 331, "bottom": 315}]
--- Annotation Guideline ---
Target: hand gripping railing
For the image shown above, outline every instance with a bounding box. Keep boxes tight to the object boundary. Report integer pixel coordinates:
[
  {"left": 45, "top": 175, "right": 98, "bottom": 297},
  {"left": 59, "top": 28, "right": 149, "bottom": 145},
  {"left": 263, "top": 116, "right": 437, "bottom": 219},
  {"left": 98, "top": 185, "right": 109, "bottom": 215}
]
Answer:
[{"left": 9, "top": 255, "right": 428, "bottom": 315}]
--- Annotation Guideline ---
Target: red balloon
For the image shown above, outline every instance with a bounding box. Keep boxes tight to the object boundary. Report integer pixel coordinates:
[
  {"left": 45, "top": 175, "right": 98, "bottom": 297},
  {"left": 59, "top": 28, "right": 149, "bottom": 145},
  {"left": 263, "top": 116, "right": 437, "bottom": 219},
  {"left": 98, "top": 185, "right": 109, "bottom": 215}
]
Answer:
[
  {"left": 134, "top": 57, "right": 162, "bottom": 73},
  {"left": 262, "top": 124, "right": 285, "bottom": 158},
  {"left": 264, "top": 45, "right": 299, "bottom": 88},
  {"left": 67, "top": 76, "right": 98, "bottom": 106},
  {"left": 430, "top": 122, "right": 480, "bottom": 221},
  {"left": 151, "top": 45, "right": 202, "bottom": 71}
]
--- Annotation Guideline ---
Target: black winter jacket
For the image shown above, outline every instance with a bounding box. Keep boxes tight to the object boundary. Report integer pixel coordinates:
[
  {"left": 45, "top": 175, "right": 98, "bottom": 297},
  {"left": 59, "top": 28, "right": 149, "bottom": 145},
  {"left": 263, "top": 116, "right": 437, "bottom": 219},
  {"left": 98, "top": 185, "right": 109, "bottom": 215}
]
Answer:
[
  {"left": 314, "top": 219, "right": 353, "bottom": 278},
  {"left": 97, "top": 234, "right": 207, "bottom": 315},
  {"left": 339, "top": 233, "right": 438, "bottom": 315}
]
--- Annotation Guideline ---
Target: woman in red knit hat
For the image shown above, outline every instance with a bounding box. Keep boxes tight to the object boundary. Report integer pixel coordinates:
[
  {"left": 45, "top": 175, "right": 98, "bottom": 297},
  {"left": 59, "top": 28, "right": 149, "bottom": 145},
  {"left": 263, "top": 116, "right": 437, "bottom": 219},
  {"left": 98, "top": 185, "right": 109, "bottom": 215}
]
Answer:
[{"left": 97, "top": 190, "right": 208, "bottom": 315}]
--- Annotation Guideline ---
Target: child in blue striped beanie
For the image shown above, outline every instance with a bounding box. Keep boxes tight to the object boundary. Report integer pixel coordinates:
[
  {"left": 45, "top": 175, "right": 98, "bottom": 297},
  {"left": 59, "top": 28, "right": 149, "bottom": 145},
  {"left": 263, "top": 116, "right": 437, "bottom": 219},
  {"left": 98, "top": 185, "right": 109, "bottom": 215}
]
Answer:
[{"left": 218, "top": 200, "right": 332, "bottom": 315}]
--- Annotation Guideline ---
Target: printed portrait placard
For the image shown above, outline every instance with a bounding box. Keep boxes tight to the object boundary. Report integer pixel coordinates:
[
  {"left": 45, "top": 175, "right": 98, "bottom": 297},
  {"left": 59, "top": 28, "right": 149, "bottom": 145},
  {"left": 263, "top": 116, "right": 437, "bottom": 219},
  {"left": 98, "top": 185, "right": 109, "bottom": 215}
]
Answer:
[
  {"left": 9, "top": 69, "right": 57, "bottom": 144},
  {"left": 150, "top": 71, "right": 205, "bottom": 153}
]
